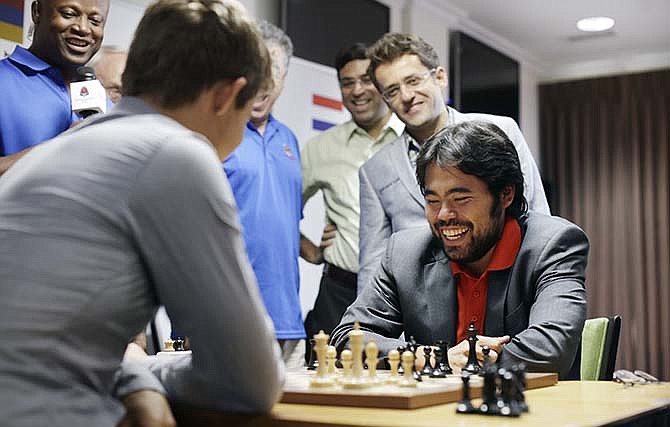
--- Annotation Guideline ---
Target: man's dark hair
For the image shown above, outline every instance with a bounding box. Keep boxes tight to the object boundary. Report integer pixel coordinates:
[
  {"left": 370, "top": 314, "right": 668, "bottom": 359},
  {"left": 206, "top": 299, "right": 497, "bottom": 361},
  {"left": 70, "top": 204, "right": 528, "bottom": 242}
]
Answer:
[
  {"left": 123, "top": 0, "right": 271, "bottom": 109},
  {"left": 334, "top": 43, "right": 368, "bottom": 78},
  {"left": 415, "top": 121, "right": 528, "bottom": 219},
  {"left": 367, "top": 33, "right": 439, "bottom": 90}
]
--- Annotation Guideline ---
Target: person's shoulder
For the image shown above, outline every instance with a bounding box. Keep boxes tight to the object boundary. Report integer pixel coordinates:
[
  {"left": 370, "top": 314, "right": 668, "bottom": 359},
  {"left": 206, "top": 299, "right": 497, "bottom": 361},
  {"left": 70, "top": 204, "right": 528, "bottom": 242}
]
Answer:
[
  {"left": 520, "top": 211, "right": 587, "bottom": 242},
  {"left": 305, "top": 120, "right": 353, "bottom": 146},
  {"left": 452, "top": 108, "right": 519, "bottom": 134},
  {"left": 388, "top": 225, "right": 434, "bottom": 255}
]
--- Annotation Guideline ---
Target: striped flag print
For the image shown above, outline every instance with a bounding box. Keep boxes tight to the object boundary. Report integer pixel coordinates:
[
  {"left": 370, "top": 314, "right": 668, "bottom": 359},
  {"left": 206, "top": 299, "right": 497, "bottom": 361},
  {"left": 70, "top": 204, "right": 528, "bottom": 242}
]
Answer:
[
  {"left": 311, "top": 94, "right": 342, "bottom": 131},
  {"left": 0, "top": 0, "right": 23, "bottom": 43}
]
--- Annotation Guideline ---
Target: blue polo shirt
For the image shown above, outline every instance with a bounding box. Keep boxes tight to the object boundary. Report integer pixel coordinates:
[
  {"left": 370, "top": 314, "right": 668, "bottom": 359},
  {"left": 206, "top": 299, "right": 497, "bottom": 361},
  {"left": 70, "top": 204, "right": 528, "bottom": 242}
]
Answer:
[
  {"left": 223, "top": 115, "right": 305, "bottom": 339},
  {"left": 0, "top": 46, "right": 79, "bottom": 156}
]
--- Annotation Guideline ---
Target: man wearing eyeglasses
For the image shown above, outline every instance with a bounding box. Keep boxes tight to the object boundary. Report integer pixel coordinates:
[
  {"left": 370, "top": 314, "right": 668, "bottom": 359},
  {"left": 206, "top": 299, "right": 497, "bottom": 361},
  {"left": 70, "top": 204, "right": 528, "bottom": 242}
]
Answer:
[
  {"left": 357, "top": 33, "right": 550, "bottom": 293},
  {"left": 300, "top": 43, "right": 404, "bottom": 356}
]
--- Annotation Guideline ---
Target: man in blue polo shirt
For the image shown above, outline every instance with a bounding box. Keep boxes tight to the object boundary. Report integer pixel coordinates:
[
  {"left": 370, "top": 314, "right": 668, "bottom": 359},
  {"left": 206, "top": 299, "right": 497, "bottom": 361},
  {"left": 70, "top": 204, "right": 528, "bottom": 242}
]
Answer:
[
  {"left": 0, "top": 0, "right": 109, "bottom": 175},
  {"left": 223, "top": 21, "right": 305, "bottom": 369}
]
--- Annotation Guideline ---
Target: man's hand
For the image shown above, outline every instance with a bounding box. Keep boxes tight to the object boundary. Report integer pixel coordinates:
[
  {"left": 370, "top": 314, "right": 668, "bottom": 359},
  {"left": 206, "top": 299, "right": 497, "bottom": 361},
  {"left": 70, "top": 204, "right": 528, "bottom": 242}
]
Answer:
[
  {"left": 117, "top": 390, "right": 176, "bottom": 427},
  {"left": 447, "top": 335, "right": 510, "bottom": 373},
  {"left": 123, "top": 342, "right": 149, "bottom": 363},
  {"left": 299, "top": 224, "right": 336, "bottom": 264}
]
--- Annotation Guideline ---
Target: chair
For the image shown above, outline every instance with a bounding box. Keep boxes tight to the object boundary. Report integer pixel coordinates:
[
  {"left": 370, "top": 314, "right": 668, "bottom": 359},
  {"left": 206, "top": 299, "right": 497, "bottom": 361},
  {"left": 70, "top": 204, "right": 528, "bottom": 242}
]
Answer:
[{"left": 581, "top": 315, "right": 622, "bottom": 380}]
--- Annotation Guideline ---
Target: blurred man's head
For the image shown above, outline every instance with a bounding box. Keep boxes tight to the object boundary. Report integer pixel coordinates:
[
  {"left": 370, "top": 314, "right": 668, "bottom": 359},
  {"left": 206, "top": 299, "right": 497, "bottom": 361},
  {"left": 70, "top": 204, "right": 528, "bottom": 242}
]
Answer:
[
  {"left": 368, "top": 33, "right": 448, "bottom": 141},
  {"left": 122, "top": 0, "right": 271, "bottom": 157},
  {"left": 90, "top": 46, "right": 127, "bottom": 103},
  {"left": 249, "top": 20, "right": 292, "bottom": 128},
  {"left": 29, "top": 0, "right": 109, "bottom": 72},
  {"left": 335, "top": 43, "right": 390, "bottom": 133},
  {"left": 416, "top": 121, "right": 527, "bottom": 268}
]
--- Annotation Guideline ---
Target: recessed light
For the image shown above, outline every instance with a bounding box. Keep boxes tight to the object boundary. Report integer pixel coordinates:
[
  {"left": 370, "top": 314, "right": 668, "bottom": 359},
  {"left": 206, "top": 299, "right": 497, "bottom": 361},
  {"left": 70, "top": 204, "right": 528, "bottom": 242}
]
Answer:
[{"left": 576, "top": 16, "right": 615, "bottom": 32}]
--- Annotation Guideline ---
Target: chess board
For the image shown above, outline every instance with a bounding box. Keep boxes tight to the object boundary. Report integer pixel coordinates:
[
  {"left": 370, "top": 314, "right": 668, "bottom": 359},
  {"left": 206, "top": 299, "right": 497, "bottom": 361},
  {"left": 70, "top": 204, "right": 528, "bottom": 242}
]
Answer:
[{"left": 281, "top": 370, "right": 558, "bottom": 409}]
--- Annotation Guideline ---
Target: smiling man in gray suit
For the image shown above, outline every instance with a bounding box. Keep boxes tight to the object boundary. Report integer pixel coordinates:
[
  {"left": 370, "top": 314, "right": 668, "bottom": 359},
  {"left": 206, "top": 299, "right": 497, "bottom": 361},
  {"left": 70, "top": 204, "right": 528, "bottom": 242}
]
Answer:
[
  {"left": 358, "top": 33, "right": 550, "bottom": 293},
  {"left": 332, "top": 121, "right": 587, "bottom": 378}
]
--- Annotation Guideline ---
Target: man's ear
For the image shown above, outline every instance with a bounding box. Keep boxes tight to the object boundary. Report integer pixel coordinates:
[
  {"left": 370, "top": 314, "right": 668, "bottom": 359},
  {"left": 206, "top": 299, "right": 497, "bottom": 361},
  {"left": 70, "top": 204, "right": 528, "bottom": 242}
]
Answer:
[
  {"left": 435, "top": 66, "right": 448, "bottom": 89},
  {"left": 500, "top": 184, "right": 515, "bottom": 209},
  {"left": 212, "top": 77, "right": 248, "bottom": 117},
  {"left": 31, "top": 0, "right": 41, "bottom": 25}
]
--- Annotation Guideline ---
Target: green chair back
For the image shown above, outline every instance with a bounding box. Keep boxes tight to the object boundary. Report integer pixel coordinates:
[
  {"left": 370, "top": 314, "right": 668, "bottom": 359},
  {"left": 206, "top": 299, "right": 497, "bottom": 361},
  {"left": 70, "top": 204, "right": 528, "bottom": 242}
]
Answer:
[{"left": 581, "top": 316, "right": 621, "bottom": 380}]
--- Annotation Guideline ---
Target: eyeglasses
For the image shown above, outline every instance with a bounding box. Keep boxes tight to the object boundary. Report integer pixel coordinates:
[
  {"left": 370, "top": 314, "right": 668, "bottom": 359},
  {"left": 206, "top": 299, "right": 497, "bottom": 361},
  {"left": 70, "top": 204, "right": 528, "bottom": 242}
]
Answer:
[
  {"left": 381, "top": 68, "right": 437, "bottom": 102},
  {"left": 339, "top": 75, "right": 374, "bottom": 91}
]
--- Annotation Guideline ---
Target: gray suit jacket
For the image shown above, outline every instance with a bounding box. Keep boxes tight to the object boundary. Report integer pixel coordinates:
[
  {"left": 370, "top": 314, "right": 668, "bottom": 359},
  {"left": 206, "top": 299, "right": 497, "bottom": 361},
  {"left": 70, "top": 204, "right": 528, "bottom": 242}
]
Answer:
[
  {"left": 332, "top": 212, "right": 588, "bottom": 378},
  {"left": 358, "top": 108, "right": 550, "bottom": 293}
]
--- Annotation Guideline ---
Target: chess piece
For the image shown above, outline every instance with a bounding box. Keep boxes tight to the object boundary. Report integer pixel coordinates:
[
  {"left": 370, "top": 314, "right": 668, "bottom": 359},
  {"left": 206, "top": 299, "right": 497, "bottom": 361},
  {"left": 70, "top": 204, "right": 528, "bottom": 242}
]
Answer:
[
  {"left": 387, "top": 349, "right": 400, "bottom": 383},
  {"left": 479, "top": 362, "right": 499, "bottom": 415},
  {"left": 456, "top": 373, "right": 476, "bottom": 413},
  {"left": 398, "top": 351, "right": 417, "bottom": 387},
  {"left": 420, "top": 346, "right": 434, "bottom": 376},
  {"left": 172, "top": 337, "right": 185, "bottom": 351},
  {"left": 310, "top": 330, "right": 335, "bottom": 387},
  {"left": 365, "top": 341, "right": 379, "bottom": 379},
  {"left": 429, "top": 347, "right": 447, "bottom": 378},
  {"left": 307, "top": 338, "right": 318, "bottom": 370},
  {"left": 341, "top": 322, "right": 371, "bottom": 389},
  {"left": 396, "top": 346, "right": 406, "bottom": 374},
  {"left": 479, "top": 346, "right": 491, "bottom": 377},
  {"left": 462, "top": 322, "right": 481, "bottom": 375},
  {"left": 498, "top": 369, "right": 521, "bottom": 417},
  {"left": 406, "top": 338, "right": 422, "bottom": 382},
  {"left": 163, "top": 339, "right": 174, "bottom": 352},
  {"left": 340, "top": 350, "right": 352, "bottom": 378},
  {"left": 435, "top": 340, "right": 453, "bottom": 375},
  {"left": 512, "top": 364, "right": 528, "bottom": 412},
  {"left": 326, "top": 345, "right": 337, "bottom": 376}
]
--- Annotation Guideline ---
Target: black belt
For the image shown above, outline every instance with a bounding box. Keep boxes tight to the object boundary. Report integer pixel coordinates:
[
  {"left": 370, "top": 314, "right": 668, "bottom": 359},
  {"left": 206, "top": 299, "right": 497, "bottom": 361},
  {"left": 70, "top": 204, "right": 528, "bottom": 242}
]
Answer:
[{"left": 323, "top": 263, "right": 357, "bottom": 288}]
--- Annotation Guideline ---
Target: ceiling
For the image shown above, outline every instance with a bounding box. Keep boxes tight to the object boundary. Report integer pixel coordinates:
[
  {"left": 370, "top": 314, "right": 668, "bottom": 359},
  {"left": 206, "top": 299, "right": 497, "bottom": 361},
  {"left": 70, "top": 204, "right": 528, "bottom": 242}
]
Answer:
[{"left": 440, "top": 0, "right": 670, "bottom": 80}]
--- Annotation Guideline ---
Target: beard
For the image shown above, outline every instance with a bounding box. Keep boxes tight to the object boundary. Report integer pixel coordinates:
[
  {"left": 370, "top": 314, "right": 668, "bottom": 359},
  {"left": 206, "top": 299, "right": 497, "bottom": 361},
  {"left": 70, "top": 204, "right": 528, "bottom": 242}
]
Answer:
[{"left": 433, "top": 199, "right": 506, "bottom": 264}]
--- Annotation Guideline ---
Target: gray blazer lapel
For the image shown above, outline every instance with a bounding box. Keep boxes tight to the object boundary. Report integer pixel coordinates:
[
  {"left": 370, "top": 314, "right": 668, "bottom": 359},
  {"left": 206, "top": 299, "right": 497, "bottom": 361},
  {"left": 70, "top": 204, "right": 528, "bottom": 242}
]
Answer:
[
  {"left": 389, "top": 139, "right": 424, "bottom": 208},
  {"left": 484, "top": 269, "right": 511, "bottom": 337},
  {"left": 423, "top": 242, "right": 457, "bottom": 346}
]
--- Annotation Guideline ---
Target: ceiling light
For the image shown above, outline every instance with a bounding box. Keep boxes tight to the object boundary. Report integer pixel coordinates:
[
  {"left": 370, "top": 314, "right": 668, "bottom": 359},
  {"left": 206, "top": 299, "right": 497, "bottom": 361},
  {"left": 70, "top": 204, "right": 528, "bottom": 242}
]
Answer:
[{"left": 576, "top": 16, "right": 615, "bottom": 32}]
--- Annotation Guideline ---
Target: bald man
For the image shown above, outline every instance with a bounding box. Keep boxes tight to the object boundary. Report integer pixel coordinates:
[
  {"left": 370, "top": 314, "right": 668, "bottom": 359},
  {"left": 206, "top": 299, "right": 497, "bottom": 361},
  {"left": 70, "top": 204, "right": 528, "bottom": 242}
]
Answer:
[
  {"left": 91, "top": 45, "right": 127, "bottom": 103},
  {"left": 0, "top": 0, "right": 109, "bottom": 174}
]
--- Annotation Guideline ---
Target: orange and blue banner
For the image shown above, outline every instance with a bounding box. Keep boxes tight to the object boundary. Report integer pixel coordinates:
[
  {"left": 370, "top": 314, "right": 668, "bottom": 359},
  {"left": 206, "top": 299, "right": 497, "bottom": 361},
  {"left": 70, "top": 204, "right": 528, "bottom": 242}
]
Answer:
[
  {"left": 311, "top": 94, "right": 342, "bottom": 131},
  {"left": 0, "top": 0, "right": 23, "bottom": 43}
]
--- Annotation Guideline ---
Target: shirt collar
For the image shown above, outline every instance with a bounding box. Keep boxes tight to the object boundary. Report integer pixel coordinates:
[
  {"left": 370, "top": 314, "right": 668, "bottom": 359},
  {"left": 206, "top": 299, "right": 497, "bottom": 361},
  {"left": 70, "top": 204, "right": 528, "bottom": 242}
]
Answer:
[
  {"left": 346, "top": 113, "right": 405, "bottom": 142},
  {"left": 8, "top": 46, "right": 54, "bottom": 72},
  {"left": 450, "top": 216, "right": 522, "bottom": 277},
  {"left": 246, "top": 113, "right": 276, "bottom": 133}
]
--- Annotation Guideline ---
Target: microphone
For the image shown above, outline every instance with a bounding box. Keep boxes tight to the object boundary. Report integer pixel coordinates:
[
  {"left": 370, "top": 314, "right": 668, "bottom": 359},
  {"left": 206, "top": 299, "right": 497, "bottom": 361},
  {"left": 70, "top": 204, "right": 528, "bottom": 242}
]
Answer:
[{"left": 70, "top": 66, "right": 107, "bottom": 118}]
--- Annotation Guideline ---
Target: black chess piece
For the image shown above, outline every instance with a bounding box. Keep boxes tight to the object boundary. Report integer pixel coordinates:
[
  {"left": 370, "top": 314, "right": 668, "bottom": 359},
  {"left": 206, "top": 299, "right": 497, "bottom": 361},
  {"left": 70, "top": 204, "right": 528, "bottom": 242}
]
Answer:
[
  {"left": 430, "top": 347, "right": 447, "bottom": 378},
  {"left": 512, "top": 364, "right": 528, "bottom": 412},
  {"left": 421, "top": 346, "right": 434, "bottom": 376},
  {"left": 462, "top": 322, "right": 481, "bottom": 375},
  {"left": 479, "top": 346, "right": 491, "bottom": 377},
  {"left": 307, "top": 338, "right": 318, "bottom": 370},
  {"left": 435, "top": 340, "right": 453, "bottom": 374},
  {"left": 456, "top": 373, "right": 477, "bottom": 413},
  {"left": 172, "top": 337, "right": 185, "bottom": 351},
  {"left": 479, "top": 361, "right": 499, "bottom": 415},
  {"left": 498, "top": 369, "right": 521, "bottom": 417},
  {"left": 405, "top": 338, "right": 422, "bottom": 381},
  {"left": 397, "top": 345, "right": 406, "bottom": 374}
]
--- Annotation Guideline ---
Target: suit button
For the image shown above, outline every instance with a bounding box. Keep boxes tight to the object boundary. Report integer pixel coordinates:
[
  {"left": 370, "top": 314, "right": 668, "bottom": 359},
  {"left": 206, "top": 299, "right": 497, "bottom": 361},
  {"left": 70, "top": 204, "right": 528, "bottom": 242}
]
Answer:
[
  {"left": 473, "top": 291, "right": 480, "bottom": 298},
  {"left": 471, "top": 315, "right": 478, "bottom": 322}
]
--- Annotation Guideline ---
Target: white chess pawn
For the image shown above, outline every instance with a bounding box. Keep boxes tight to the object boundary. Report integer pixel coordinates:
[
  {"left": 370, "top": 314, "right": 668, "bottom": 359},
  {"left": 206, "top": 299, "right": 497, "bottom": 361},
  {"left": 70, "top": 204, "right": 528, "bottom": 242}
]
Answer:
[
  {"left": 341, "top": 349, "right": 353, "bottom": 378},
  {"left": 310, "top": 330, "right": 335, "bottom": 387},
  {"left": 398, "top": 351, "right": 417, "bottom": 387},
  {"left": 326, "top": 345, "right": 337, "bottom": 376},
  {"left": 365, "top": 341, "right": 379, "bottom": 383},
  {"left": 387, "top": 349, "right": 400, "bottom": 384}
]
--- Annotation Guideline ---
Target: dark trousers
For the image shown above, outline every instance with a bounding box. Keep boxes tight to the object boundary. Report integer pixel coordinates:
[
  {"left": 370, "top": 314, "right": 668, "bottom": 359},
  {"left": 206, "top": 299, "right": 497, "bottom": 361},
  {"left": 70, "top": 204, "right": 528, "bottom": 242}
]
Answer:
[{"left": 304, "top": 263, "right": 357, "bottom": 362}]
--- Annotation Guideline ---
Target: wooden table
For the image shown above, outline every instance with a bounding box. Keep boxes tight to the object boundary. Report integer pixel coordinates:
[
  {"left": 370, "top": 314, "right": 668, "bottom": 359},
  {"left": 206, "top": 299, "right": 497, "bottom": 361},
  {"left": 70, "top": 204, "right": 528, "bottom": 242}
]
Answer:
[{"left": 174, "top": 381, "right": 670, "bottom": 427}]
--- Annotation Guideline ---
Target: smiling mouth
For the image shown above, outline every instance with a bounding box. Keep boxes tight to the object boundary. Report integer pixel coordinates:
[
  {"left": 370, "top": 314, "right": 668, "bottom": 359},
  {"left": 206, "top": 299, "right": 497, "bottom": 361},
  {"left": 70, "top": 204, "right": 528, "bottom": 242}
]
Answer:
[
  {"left": 404, "top": 101, "right": 422, "bottom": 114},
  {"left": 65, "top": 38, "right": 91, "bottom": 53},
  {"left": 350, "top": 98, "right": 371, "bottom": 108},
  {"left": 441, "top": 226, "right": 469, "bottom": 241}
]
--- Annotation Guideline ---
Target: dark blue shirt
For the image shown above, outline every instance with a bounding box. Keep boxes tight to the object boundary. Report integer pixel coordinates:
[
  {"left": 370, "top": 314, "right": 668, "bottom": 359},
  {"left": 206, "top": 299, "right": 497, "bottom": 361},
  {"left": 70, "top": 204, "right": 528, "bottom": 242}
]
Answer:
[
  {"left": 0, "top": 46, "right": 79, "bottom": 156},
  {"left": 223, "top": 115, "right": 304, "bottom": 339}
]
